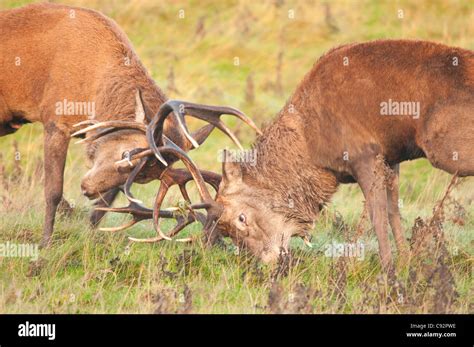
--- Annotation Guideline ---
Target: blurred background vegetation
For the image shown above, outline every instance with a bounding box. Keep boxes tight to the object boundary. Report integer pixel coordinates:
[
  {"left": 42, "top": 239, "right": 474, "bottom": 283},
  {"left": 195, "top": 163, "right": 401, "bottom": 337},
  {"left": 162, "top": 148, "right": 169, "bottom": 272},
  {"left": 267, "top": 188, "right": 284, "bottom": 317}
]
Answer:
[{"left": 0, "top": 0, "right": 472, "bottom": 313}]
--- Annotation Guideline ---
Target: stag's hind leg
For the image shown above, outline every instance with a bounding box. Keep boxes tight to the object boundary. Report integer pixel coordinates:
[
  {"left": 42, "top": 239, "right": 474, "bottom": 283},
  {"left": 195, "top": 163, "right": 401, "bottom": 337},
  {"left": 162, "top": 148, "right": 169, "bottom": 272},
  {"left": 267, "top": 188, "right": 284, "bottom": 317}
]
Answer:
[
  {"left": 353, "top": 154, "right": 392, "bottom": 271},
  {"left": 420, "top": 103, "right": 474, "bottom": 176},
  {"left": 386, "top": 164, "right": 409, "bottom": 256}
]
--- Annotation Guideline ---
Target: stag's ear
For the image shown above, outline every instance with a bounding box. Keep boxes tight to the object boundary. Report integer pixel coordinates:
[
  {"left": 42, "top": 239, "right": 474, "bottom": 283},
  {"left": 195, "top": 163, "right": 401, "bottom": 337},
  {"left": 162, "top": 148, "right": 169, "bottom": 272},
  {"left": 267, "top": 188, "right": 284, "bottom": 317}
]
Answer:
[
  {"left": 134, "top": 89, "right": 146, "bottom": 123},
  {"left": 222, "top": 149, "right": 242, "bottom": 185}
]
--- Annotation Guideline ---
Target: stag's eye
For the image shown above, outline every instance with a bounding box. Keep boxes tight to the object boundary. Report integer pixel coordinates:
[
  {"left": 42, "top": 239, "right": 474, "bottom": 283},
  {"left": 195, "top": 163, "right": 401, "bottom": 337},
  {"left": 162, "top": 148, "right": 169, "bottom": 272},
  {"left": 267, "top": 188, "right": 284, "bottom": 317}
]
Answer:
[
  {"left": 238, "top": 213, "right": 247, "bottom": 224},
  {"left": 121, "top": 151, "right": 130, "bottom": 160}
]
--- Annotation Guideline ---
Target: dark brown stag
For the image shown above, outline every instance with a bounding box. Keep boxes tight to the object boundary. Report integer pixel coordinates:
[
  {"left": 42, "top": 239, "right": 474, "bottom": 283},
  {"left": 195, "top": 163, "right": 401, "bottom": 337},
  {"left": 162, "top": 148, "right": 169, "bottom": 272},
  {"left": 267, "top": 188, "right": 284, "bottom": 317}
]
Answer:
[
  {"left": 0, "top": 3, "right": 259, "bottom": 246},
  {"left": 213, "top": 40, "right": 474, "bottom": 269}
]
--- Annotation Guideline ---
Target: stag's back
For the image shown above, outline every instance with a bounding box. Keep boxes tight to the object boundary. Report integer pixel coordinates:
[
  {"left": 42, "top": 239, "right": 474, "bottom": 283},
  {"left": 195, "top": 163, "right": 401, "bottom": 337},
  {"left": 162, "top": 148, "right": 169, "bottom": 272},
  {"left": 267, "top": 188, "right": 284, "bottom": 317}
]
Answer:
[
  {"left": 288, "top": 40, "right": 474, "bottom": 171},
  {"left": 0, "top": 3, "right": 161, "bottom": 127}
]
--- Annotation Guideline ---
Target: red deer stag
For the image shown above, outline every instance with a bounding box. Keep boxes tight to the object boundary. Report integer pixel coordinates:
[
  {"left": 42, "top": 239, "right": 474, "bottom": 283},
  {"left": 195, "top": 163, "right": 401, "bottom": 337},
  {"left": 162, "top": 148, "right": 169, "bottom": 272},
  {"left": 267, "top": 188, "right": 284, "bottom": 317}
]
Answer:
[
  {"left": 0, "top": 3, "right": 259, "bottom": 246},
  {"left": 103, "top": 40, "right": 473, "bottom": 269},
  {"left": 211, "top": 40, "right": 473, "bottom": 270}
]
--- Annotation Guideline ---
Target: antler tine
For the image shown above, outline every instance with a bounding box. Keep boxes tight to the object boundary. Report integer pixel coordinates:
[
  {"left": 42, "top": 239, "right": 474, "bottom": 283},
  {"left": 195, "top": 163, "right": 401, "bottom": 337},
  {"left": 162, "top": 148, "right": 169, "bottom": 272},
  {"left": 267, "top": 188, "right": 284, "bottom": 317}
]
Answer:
[
  {"left": 128, "top": 211, "right": 206, "bottom": 243},
  {"left": 163, "top": 168, "right": 221, "bottom": 200},
  {"left": 125, "top": 164, "right": 192, "bottom": 242},
  {"left": 115, "top": 149, "right": 153, "bottom": 168},
  {"left": 160, "top": 136, "right": 214, "bottom": 201},
  {"left": 176, "top": 101, "right": 263, "bottom": 147},
  {"left": 99, "top": 220, "right": 139, "bottom": 232},
  {"left": 73, "top": 120, "right": 99, "bottom": 127},
  {"left": 97, "top": 183, "right": 207, "bottom": 240},
  {"left": 137, "top": 88, "right": 153, "bottom": 123},
  {"left": 147, "top": 100, "right": 262, "bottom": 166},
  {"left": 71, "top": 120, "right": 146, "bottom": 138},
  {"left": 97, "top": 202, "right": 152, "bottom": 232},
  {"left": 154, "top": 168, "right": 221, "bottom": 241},
  {"left": 114, "top": 123, "right": 218, "bottom": 169},
  {"left": 122, "top": 156, "right": 150, "bottom": 204},
  {"left": 95, "top": 188, "right": 152, "bottom": 232},
  {"left": 146, "top": 103, "right": 176, "bottom": 166},
  {"left": 96, "top": 199, "right": 178, "bottom": 232},
  {"left": 75, "top": 127, "right": 118, "bottom": 144}
]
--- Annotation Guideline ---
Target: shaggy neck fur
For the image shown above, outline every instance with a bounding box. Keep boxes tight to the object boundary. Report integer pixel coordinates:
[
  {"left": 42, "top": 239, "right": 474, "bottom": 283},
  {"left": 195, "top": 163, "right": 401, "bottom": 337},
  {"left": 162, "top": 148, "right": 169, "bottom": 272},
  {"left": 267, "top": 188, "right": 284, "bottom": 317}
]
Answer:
[
  {"left": 84, "top": 24, "right": 172, "bottom": 155},
  {"left": 94, "top": 44, "right": 167, "bottom": 124},
  {"left": 243, "top": 100, "right": 338, "bottom": 232}
]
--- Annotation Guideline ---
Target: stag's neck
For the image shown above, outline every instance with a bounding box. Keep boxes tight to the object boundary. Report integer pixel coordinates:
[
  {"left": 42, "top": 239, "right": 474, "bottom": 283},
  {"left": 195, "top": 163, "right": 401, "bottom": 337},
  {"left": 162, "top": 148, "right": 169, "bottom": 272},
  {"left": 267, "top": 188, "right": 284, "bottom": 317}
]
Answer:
[
  {"left": 243, "top": 102, "right": 338, "bottom": 228},
  {"left": 94, "top": 63, "right": 167, "bottom": 123}
]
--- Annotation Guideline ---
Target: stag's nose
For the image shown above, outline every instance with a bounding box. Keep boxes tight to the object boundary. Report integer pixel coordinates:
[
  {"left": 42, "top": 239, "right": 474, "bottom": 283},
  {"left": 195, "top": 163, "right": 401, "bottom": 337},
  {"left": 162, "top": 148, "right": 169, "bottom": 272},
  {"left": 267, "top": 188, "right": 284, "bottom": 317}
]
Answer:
[
  {"left": 80, "top": 181, "right": 95, "bottom": 199},
  {"left": 260, "top": 247, "right": 284, "bottom": 263},
  {"left": 260, "top": 251, "right": 279, "bottom": 264}
]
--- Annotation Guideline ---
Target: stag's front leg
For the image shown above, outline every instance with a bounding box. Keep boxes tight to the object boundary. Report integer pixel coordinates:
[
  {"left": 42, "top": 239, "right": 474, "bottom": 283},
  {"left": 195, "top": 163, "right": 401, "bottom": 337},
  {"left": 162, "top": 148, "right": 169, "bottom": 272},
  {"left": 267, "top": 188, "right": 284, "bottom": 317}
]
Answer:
[
  {"left": 353, "top": 155, "right": 393, "bottom": 271},
  {"left": 42, "top": 122, "right": 70, "bottom": 247}
]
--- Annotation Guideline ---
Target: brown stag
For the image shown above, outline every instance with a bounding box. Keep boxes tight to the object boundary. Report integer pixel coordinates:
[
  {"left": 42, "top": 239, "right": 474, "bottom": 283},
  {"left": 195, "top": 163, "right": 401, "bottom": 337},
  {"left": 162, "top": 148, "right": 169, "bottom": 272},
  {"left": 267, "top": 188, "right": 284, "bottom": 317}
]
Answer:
[
  {"left": 212, "top": 40, "right": 474, "bottom": 270},
  {"left": 103, "top": 40, "right": 473, "bottom": 270},
  {"left": 0, "top": 3, "right": 259, "bottom": 246}
]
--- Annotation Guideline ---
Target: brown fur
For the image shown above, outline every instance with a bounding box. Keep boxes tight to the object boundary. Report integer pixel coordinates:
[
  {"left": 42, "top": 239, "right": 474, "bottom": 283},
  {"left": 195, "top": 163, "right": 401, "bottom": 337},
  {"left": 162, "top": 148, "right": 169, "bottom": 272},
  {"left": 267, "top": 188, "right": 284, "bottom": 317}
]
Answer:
[{"left": 217, "top": 40, "right": 473, "bottom": 269}]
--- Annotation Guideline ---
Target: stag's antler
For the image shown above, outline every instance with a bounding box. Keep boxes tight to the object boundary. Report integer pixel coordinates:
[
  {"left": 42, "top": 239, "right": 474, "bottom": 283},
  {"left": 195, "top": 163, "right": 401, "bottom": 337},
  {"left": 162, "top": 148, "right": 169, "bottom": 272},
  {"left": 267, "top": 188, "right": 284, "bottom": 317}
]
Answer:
[
  {"left": 146, "top": 100, "right": 262, "bottom": 166},
  {"left": 71, "top": 120, "right": 147, "bottom": 138},
  {"left": 95, "top": 188, "right": 207, "bottom": 235},
  {"left": 113, "top": 124, "right": 216, "bottom": 169},
  {"left": 96, "top": 164, "right": 221, "bottom": 240},
  {"left": 119, "top": 100, "right": 261, "bottom": 242}
]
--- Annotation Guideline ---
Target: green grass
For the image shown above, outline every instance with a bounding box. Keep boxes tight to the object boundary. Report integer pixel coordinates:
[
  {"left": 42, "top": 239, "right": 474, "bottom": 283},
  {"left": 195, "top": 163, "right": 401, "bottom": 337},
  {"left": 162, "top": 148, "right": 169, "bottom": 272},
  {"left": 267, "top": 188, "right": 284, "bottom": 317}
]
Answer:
[{"left": 0, "top": 0, "right": 473, "bottom": 313}]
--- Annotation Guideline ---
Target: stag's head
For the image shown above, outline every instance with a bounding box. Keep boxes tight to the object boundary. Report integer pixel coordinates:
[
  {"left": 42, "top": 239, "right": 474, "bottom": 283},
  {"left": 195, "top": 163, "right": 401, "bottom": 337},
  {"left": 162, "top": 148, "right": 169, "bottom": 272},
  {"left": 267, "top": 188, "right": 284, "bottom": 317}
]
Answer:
[
  {"left": 75, "top": 91, "right": 213, "bottom": 199},
  {"left": 75, "top": 91, "right": 155, "bottom": 198},
  {"left": 80, "top": 130, "right": 148, "bottom": 199},
  {"left": 215, "top": 154, "right": 302, "bottom": 263}
]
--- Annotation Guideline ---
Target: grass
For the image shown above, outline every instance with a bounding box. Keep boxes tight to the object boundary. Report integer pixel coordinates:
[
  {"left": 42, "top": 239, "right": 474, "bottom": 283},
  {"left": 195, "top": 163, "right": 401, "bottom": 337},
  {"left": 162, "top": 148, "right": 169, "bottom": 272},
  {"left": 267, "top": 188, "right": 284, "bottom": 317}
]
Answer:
[{"left": 0, "top": 0, "right": 473, "bottom": 313}]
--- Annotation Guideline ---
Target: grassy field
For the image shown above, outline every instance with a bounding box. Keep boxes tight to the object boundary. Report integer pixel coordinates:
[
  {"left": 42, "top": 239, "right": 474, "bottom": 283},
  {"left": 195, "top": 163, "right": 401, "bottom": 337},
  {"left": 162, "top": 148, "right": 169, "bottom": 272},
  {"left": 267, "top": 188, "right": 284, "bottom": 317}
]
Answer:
[{"left": 0, "top": 0, "right": 472, "bottom": 313}]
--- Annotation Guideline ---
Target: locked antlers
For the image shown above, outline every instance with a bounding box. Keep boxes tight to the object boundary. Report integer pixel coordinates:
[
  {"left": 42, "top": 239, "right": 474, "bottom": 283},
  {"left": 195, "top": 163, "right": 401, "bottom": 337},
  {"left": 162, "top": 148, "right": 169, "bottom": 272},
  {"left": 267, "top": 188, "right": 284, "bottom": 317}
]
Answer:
[
  {"left": 78, "top": 93, "right": 260, "bottom": 243},
  {"left": 128, "top": 137, "right": 223, "bottom": 242}
]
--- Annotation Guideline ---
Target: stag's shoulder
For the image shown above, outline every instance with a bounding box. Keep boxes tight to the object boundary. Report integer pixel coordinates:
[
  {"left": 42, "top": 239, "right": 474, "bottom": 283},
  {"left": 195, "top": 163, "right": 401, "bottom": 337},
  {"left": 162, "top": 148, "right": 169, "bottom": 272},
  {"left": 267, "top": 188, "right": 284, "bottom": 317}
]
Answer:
[
  {"left": 316, "top": 39, "right": 472, "bottom": 62},
  {"left": 312, "top": 40, "right": 473, "bottom": 87},
  {"left": 315, "top": 42, "right": 359, "bottom": 62},
  {"left": 2, "top": 3, "right": 131, "bottom": 46}
]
